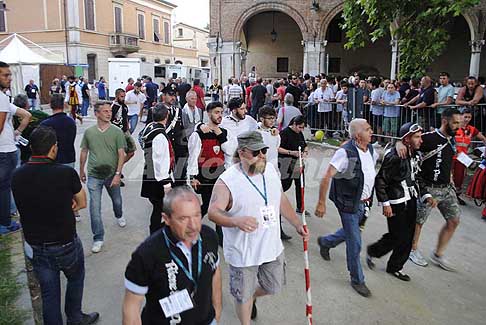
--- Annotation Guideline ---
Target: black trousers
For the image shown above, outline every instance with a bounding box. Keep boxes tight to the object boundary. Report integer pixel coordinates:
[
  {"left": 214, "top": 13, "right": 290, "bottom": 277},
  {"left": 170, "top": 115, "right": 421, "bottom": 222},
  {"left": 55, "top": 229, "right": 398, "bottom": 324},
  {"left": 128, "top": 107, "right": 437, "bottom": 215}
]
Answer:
[
  {"left": 281, "top": 177, "right": 302, "bottom": 211},
  {"left": 148, "top": 197, "right": 164, "bottom": 234},
  {"left": 367, "top": 199, "right": 416, "bottom": 273}
]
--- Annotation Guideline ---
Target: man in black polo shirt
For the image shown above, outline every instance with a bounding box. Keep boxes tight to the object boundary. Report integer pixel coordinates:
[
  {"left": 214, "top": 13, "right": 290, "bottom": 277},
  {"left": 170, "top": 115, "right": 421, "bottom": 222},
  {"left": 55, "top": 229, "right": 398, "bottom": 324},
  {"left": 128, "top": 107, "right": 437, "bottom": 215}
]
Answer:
[
  {"left": 123, "top": 186, "right": 222, "bottom": 325},
  {"left": 407, "top": 76, "right": 437, "bottom": 130},
  {"left": 12, "top": 126, "right": 99, "bottom": 325}
]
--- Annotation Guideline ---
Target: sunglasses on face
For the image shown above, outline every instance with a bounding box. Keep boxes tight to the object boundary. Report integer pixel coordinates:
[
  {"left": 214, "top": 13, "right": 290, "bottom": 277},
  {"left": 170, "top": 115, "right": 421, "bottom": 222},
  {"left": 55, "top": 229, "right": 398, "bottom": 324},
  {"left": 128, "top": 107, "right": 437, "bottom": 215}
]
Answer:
[{"left": 249, "top": 148, "right": 268, "bottom": 157}]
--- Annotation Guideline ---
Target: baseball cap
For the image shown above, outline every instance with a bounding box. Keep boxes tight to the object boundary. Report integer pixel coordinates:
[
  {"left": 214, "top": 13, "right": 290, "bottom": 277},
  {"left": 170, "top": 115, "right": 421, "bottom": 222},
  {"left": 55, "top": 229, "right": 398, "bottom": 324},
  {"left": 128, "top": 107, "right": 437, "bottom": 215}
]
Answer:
[{"left": 237, "top": 131, "right": 269, "bottom": 151}]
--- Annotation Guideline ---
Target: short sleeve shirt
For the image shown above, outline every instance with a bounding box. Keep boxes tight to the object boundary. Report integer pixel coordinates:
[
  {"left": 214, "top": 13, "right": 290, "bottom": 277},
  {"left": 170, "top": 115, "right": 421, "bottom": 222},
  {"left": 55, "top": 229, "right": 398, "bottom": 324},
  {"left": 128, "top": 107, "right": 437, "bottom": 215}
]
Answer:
[
  {"left": 335, "top": 90, "right": 347, "bottom": 112},
  {"left": 0, "top": 92, "right": 17, "bottom": 153},
  {"left": 417, "top": 86, "right": 436, "bottom": 106},
  {"left": 80, "top": 125, "right": 126, "bottom": 179},
  {"left": 371, "top": 88, "right": 385, "bottom": 115},
  {"left": 126, "top": 90, "right": 146, "bottom": 116},
  {"left": 382, "top": 91, "right": 401, "bottom": 117},
  {"left": 437, "top": 84, "right": 455, "bottom": 113}
]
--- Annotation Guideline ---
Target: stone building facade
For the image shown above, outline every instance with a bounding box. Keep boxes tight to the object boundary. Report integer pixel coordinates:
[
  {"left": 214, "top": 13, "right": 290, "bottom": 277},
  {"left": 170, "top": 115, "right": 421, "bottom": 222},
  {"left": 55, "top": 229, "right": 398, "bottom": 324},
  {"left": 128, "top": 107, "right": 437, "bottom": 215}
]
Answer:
[
  {"left": 173, "top": 22, "right": 210, "bottom": 68},
  {"left": 0, "top": 0, "right": 199, "bottom": 81},
  {"left": 209, "top": 0, "right": 486, "bottom": 83}
]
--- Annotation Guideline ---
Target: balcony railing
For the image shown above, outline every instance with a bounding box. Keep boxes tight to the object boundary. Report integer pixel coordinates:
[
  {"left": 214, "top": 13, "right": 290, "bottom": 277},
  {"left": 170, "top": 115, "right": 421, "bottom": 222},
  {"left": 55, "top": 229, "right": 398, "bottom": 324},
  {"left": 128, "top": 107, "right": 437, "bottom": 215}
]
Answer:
[{"left": 109, "top": 33, "right": 140, "bottom": 55}]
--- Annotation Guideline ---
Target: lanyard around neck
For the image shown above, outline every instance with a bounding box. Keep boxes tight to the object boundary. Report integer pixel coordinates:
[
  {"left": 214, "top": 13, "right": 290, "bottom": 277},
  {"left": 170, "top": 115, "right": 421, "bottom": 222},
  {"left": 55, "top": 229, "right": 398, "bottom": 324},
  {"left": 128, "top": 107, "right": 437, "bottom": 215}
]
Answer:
[
  {"left": 239, "top": 162, "right": 268, "bottom": 205},
  {"left": 162, "top": 228, "right": 202, "bottom": 292}
]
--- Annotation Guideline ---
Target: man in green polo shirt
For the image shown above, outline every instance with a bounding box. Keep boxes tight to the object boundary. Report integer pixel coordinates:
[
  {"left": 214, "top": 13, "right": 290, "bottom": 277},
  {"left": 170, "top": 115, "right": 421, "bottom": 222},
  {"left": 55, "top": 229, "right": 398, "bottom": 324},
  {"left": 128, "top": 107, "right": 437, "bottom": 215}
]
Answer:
[{"left": 80, "top": 101, "right": 127, "bottom": 253}]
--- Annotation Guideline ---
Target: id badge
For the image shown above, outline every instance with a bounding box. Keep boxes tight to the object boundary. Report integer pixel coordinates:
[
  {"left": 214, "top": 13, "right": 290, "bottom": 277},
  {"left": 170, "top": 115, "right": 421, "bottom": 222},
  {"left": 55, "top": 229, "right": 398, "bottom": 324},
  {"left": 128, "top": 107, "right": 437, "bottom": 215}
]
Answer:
[
  {"left": 260, "top": 205, "right": 277, "bottom": 228},
  {"left": 159, "top": 289, "right": 194, "bottom": 318}
]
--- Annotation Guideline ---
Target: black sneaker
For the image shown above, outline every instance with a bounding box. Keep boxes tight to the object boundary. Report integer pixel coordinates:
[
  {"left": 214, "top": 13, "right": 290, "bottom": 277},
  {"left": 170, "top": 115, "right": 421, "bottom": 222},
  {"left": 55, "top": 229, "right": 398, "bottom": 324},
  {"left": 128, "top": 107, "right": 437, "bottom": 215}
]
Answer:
[
  {"left": 251, "top": 300, "right": 257, "bottom": 320},
  {"left": 351, "top": 283, "right": 371, "bottom": 297},
  {"left": 388, "top": 270, "right": 411, "bottom": 282},
  {"left": 317, "top": 237, "right": 330, "bottom": 261},
  {"left": 67, "top": 312, "right": 100, "bottom": 325}
]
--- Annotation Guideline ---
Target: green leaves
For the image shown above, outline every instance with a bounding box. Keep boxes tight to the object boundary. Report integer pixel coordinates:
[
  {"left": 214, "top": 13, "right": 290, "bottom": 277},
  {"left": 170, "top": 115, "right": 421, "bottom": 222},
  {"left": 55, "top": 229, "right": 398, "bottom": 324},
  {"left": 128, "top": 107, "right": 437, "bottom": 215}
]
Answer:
[{"left": 342, "top": 0, "right": 480, "bottom": 77}]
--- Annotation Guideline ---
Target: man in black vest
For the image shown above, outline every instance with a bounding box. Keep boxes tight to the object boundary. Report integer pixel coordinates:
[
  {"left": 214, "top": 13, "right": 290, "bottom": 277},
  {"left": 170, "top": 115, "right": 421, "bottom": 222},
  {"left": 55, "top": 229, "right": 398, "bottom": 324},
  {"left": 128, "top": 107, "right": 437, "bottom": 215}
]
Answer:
[
  {"left": 314, "top": 118, "right": 377, "bottom": 297},
  {"left": 140, "top": 104, "right": 174, "bottom": 234},
  {"left": 123, "top": 186, "right": 222, "bottom": 324},
  {"left": 111, "top": 88, "right": 136, "bottom": 170}
]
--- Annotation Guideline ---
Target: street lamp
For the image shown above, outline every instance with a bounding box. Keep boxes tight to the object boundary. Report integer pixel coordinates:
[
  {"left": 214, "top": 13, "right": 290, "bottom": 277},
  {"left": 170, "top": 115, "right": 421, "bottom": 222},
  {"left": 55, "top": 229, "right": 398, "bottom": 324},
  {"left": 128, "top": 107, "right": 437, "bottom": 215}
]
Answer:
[{"left": 271, "top": 12, "right": 277, "bottom": 42}]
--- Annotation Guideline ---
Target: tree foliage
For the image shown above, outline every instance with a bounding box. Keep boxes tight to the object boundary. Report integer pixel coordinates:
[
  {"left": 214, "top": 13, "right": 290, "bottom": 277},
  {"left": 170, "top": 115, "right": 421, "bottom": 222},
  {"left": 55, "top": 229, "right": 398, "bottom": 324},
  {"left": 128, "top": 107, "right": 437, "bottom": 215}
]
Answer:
[{"left": 341, "top": 0, "right": 480, "bottom": 77}]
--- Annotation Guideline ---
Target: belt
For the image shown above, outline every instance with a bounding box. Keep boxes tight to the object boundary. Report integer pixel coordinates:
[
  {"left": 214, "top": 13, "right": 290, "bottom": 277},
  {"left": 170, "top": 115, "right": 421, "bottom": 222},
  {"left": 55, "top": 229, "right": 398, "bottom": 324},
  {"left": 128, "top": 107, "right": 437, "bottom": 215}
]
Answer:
[
  {"left": 33, "top": 236, "right": 77, "bottom": 248},
  {"left": 425, "top": 183, "right": 450, "bottom": 189}
]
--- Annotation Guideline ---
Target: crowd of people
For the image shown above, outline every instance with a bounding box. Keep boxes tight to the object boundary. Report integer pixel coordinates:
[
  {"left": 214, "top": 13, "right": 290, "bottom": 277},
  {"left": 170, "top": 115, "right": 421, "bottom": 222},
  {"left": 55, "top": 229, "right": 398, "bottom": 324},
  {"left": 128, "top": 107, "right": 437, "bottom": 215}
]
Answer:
[{"left": 1, "top": 58, "right": 486, "bottom": 325}]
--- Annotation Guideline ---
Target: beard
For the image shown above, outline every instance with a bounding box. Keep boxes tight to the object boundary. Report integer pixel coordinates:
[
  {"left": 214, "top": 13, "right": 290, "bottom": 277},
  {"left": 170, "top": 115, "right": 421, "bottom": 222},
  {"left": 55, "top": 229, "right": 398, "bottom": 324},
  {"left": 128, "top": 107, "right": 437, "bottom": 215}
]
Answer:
[
  {"left": 211, "top": 116, "right": 221, "bottom": 124},
  {"left": 249, "top": 159, "right": 266, "bottom": 174},
  {"left": 236, "top": 111, "right": 246, "bottom": 120},
  {"left": 445, "top": 123, "right": 457, "bottom": 136}
]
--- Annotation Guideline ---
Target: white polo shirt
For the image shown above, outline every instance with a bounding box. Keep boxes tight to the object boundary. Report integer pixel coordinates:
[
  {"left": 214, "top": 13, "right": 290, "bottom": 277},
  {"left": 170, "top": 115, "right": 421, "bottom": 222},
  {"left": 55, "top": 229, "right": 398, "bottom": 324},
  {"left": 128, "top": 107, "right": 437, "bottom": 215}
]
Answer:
[{"left": 0, "top": 91, "right": 17, "bottom": 153}]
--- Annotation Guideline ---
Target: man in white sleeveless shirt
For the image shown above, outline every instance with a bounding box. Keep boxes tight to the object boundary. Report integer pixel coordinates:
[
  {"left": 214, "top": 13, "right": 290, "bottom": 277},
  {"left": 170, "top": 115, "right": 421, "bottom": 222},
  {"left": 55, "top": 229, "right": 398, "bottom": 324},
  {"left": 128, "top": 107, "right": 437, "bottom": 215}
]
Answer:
[{"left": 209, "top": 131, "right": 309, "bottom": 325}]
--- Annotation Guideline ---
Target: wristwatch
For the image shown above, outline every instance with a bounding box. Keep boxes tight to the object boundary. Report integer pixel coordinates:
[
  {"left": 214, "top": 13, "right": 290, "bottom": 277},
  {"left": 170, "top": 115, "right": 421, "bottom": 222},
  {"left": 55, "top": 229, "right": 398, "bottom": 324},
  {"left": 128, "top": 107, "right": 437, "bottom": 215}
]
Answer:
[{"left": 115, "top": 171, "right": 121, "bottom": 176}]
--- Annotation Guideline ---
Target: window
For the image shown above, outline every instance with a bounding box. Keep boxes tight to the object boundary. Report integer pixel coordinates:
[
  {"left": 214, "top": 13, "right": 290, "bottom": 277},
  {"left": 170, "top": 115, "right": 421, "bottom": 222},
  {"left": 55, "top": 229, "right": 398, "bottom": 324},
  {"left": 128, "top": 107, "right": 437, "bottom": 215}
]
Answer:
[
  {"left": 87, "top": 54, "right": 97, "bottom": 81},
  {"left": 137, "top": 13, "right": 145, "bottom": 39},
  {"left": 84, "top": 0, "right": 95, "bottom": 31},
  {"left": 277, "top": 57, "right": 289, "bottom": 73},
  {"left": 178, "top": 28, "right": 183, "bottom": 37},
  {"left": 155, "top": 66, "right": 166, "bottom": 78},
  {"left": 163, "top": 21, "right": 170, "bottom": 44},
  {"left": 0, "top": 5, "right": 5, "bottom": 32},
  {"left": 153, "top": 17, "right": 160, "bottom": 43},
  {"left": 114, "top": 6, "right": 122, "bottom": 33},
  {"left": 328, "top": 57, "right": 341, "bottom": 73}
]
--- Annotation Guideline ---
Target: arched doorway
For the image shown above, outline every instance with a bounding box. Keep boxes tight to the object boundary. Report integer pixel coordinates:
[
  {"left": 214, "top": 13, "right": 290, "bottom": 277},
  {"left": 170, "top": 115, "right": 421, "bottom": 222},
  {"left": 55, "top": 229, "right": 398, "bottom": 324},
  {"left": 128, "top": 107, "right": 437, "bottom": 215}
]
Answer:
[
  {"left": 428, "top": 15, "right": 474, "bottom": 82},
  {"left": 239, "top": 11, "right": 304, "bottom": 78},
  {"left": 323, "top": 12, "right": 391, "bottom": 78}
]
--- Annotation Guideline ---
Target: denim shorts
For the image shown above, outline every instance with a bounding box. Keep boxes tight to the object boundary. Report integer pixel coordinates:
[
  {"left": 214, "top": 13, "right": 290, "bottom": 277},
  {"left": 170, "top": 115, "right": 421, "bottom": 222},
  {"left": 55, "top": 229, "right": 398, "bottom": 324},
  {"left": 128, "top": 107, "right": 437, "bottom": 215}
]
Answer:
[
  {"left": 229, "top": 252, "right": 285, "bottom": 304},
  {"left": 417, "top": 185, "right": 461, "bottom": 225}
]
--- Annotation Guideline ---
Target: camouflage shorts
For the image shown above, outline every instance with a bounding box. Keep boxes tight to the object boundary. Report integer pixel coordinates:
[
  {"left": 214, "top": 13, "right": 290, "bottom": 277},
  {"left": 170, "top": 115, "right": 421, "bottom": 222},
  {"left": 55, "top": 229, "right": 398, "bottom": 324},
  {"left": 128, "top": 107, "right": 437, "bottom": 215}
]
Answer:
[{"left": 416, "top": 185, "right": 461, "bottom": 225}]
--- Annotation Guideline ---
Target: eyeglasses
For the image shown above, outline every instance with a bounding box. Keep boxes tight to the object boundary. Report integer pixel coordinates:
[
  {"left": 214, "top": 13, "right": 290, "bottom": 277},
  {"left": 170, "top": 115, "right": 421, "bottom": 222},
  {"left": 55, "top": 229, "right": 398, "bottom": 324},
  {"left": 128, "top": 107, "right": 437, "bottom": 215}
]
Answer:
[{"left": 249, "top": 148, "right": 268, "bottom": 157}]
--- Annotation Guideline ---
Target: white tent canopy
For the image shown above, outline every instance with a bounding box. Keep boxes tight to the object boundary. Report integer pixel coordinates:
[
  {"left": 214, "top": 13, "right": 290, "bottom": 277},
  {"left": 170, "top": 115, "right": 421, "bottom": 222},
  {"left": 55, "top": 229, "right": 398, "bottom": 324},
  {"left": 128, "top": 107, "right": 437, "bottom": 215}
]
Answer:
[{"left": 0, "top": 33, "right": 63, "bottom": 99}]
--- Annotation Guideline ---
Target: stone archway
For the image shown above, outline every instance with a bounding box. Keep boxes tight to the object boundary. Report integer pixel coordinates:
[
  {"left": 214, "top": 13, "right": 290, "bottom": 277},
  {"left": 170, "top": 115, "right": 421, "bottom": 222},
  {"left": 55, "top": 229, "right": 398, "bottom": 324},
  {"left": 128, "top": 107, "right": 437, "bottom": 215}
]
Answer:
[{"left": 232, "top": 2, "right": 309, "bottom": 42}]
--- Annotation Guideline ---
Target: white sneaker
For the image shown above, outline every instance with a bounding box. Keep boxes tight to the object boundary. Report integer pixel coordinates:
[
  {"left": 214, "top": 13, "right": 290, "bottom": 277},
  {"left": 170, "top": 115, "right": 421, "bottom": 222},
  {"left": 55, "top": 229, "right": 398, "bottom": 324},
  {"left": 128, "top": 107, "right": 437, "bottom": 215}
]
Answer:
[
  {"left": 430, "top": 252, "right": 456, "bottom": 272},
  {"left": 75, "top": 215, "right": 81, "bottom": 222},
  {"left": 117, "top": 217, "right": 127, "bottom": 228},
  {"left": 409, "top": 250, "right": 428, "bottom": 267},
  {"left": 91, "top": 241, "right": 104, "bottom": 253}
]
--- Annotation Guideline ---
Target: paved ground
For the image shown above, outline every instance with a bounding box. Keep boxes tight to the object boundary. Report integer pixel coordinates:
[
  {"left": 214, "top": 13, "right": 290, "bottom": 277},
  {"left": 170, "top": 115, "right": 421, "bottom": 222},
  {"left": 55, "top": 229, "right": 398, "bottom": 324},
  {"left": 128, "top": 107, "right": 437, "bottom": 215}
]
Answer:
[{"left": 13, "top": 113, "right": 486, "bottom": 324}]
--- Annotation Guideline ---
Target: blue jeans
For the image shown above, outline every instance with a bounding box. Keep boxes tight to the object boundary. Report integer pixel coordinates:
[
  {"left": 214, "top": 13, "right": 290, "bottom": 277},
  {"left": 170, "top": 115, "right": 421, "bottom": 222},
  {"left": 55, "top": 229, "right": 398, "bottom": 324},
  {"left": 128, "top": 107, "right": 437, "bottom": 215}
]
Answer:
[
  {"left": 0, "top": 151, "right": 18, "bottom": 226},
  {"left": 81, "top": 99, "right": 89, "bottom": 116},
  {"left": 10, "top": 148, "right": 21, "bottom": 215},
  {"left": 28, "top": 98, "right": 38, "bottom": 110},
  {"left": 128, "top": 114, "right": 138, "bottom": 134},
  {"left": 319, "top": 203, "right": 365, "bottom": 284},
  {"left": 31, "top": 236, "right": 85, "bottom": 325},
  {"left": 87, "top": 176, "right": 123, "bottom": 241}
]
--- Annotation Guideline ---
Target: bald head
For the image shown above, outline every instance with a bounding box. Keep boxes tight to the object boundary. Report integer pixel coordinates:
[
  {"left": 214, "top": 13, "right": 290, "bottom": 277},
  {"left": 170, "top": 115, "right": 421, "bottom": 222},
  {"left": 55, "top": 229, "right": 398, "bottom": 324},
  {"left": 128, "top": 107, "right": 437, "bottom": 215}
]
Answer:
[{"left": 421, "top": 76, "right": 432, "bottom": 88}]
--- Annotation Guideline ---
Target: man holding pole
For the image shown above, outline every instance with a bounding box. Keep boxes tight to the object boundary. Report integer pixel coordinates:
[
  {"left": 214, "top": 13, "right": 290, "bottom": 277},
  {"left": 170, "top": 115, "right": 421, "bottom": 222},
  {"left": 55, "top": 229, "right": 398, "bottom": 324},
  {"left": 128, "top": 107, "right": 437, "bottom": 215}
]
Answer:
[
  {"left": 208, "top": 131, "right": 309, "bottom": 324},
  {"left": 315, "top": 119, "right": 378, "bottom": 297}
]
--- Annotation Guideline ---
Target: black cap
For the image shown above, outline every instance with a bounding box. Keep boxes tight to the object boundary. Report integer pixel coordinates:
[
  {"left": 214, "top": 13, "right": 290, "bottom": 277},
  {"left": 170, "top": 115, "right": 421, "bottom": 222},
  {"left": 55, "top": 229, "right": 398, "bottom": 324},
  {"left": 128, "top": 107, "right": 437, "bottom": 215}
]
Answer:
[{"left": 162, "top": 82, "right": 178, "bottom": 95}]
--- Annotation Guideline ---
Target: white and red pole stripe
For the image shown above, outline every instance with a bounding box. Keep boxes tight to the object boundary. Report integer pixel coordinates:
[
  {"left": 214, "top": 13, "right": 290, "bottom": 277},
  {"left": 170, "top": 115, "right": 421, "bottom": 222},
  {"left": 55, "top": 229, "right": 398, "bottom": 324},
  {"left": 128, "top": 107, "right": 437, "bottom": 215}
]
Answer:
[{"left": 298, "top": 146, "right": 312, "bottom": 325}]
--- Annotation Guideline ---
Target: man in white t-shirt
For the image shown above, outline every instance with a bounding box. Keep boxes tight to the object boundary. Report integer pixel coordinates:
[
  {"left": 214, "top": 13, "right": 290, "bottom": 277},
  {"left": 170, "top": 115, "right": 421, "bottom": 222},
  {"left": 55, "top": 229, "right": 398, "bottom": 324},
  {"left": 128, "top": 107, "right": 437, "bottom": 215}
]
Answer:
[
  {"left": 125, "top": 81, "right": 146, "bottom": 134},
  {"left": 209, "top": 131, "right": 309, "bottom": 324},
  {"left": 220, "top": 97, "right": 258, "bottom": 167},
  {"left": 0, "top": 61, "right": 31, "bottom": 235},
  {"left": 228, "top": 78, "right": 244, "bottom": 101},
  {"left": 314, "top": 119, "right": 378, "bottom": 298},
  {"left": 313, "top": 78, "right": 335, "bottom": 136}
]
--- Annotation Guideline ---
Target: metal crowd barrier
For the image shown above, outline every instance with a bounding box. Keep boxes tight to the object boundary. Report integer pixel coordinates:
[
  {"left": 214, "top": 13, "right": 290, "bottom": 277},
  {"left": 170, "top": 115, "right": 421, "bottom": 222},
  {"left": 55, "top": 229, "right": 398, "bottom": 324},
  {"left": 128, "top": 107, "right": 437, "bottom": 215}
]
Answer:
[{"left": 295, "top": 100, "right": 486, "bottom": 141}]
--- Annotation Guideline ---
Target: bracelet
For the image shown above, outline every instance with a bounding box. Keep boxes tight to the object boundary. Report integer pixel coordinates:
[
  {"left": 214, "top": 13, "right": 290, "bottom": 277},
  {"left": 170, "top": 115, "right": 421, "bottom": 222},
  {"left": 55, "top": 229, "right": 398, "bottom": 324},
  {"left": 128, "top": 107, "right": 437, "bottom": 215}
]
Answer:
[{"left": 115, "top": 171, "right": 121, "bottom": 175}]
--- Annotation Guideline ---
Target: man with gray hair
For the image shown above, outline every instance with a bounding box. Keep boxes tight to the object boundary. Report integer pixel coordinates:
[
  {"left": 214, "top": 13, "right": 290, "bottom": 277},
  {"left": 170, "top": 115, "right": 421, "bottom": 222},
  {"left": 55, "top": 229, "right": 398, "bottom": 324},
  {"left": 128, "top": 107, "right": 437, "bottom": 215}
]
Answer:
[
  {"left": 314, "top": 118, "right": 378, "bottom": 297},
  {"left": 123, "top": 185, "right": 222, "bottom": 324},
  {"left": 209, "top": 130, "right": 309, "bottom": 323},
  {"left": 276, "top": 93, "right": 302, "bottom": 130}
]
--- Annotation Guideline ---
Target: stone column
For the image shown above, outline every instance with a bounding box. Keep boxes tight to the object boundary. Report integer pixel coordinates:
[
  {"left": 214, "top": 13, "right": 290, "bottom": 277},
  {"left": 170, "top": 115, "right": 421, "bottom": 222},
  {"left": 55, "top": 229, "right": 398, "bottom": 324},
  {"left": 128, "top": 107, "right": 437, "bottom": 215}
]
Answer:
[
  {"left": 319, "top": 40, "right": 327, "bottom": 74},
  {"left": 66, "top": 0, "right": 81, "bottom": 65},
  {"left": 469, "top": 39, "right": 485, "bottom": 77},
  {"left": 208, "top": 40, "right": 243, "bottom": 84},
  {"left": 390, "top": 38, "right": 399, "bottom": 80},
  {"left": 302, "top": 40, "right": 323, "bottom": 76},
  {"left": 208, "top": 37, "right": 220, "bottom": 82}
]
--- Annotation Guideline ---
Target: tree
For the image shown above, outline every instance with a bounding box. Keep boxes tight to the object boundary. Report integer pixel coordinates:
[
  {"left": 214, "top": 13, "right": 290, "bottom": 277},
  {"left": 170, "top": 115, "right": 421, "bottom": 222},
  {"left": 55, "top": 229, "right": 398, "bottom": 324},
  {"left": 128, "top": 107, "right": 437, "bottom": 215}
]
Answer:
[{"left": 341, "top": 0, "right": 480, "bottom": 77}]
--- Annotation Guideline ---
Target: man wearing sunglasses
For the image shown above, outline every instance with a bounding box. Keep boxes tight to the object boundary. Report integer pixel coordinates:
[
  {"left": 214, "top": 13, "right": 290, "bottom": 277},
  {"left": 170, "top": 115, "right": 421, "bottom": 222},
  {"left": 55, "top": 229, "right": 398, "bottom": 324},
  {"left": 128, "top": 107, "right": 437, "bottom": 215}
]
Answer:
[
  {"left": 285, "top": 75, "right": 303, "bottom": 107},
  {"left": 208, "top": 131, "right": 309, "bottom": 324},
  {"left": 366, "top": 122, "right": 426, "bottom": 282}
]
